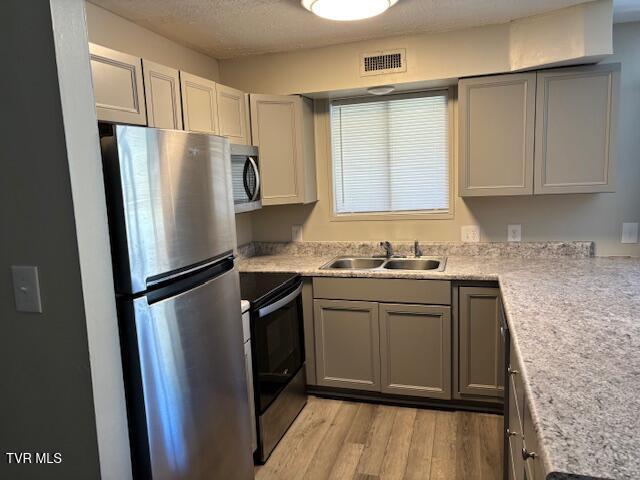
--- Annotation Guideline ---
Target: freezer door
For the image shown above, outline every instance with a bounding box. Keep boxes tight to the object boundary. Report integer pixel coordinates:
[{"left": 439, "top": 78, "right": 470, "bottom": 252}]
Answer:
[
  {"left": 130, "top": 267, "right": 253, "bottom": 480},
  {"left": 103, "top": 125, "right": 237, "bottom": 294}
]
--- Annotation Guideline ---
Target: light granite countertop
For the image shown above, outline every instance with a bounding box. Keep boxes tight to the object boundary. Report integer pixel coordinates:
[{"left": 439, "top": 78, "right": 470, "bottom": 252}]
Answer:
[{"left": 239, "top": 252, "right": 640, "bottom": 480}]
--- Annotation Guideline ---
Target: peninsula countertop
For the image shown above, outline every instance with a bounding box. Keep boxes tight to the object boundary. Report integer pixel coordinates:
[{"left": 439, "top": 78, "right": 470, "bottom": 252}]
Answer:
[{"left": 239, "top": 253, "right": 640, "bottom": 480}]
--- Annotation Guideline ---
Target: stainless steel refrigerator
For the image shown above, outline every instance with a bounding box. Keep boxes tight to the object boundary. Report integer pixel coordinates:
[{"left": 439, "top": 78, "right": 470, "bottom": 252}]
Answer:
[{"left": 100, "top": 125, "right": 254, "bottom": 480}]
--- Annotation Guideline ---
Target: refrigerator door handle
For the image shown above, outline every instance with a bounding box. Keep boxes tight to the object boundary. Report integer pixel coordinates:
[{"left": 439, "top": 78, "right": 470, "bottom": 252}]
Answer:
[
  {"left": 258, "top": 283, "right": 303, "bottom": 318},
  {"left": 146, "top": 252, "right": 234, "bottom": 289}
]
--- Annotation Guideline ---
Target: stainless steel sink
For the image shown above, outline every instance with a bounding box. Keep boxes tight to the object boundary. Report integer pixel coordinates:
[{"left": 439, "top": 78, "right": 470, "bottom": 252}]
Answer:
[
  {"left": 320, "top": 256, "right": 446, "bottom": 272},
  {"left": 383, "top": 258, "right": 443, "bottom": 271},
  {"left": 321, "top": 257, "right": 386, "bottom": 269}
]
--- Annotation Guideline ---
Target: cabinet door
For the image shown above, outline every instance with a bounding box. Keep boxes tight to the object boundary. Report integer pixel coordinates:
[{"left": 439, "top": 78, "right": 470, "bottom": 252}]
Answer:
[
  {"left": 458, "top": 287, "right": 504, "bottom": 399},
  {"left": 379, "top": 304, "right": 451, "bottom": 399},
  {"left": 458, "top": 73, "right": 536, "bottom": 196},
  {"left": 180, "top": 71, "right": 219, "bottom": 134},
  {"left": 302, "top": 279, "right": 317, "bottom": 385},
  {"left": 250, "top": 94, "right": 305, "bottom": 205},
  {"left": 313, "top": 299, "right": 380, "bottom": 391},
  {"left": 142, "top": 60, "right": 183, "bottom": 130},
  {"left": 534, "top": 64, "right": 619, "bottom": 194},
  {"left": 89, "top": 43, "right": 146, "bottom": 125},
  {"left": 217, "top": 84, "right": 249, "bottom": 144}
]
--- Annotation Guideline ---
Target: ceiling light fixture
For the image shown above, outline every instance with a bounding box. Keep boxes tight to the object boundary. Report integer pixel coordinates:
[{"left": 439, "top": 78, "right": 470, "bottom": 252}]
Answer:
[{"left": 301, "top": 0, "right": 399, "bottom": 21}]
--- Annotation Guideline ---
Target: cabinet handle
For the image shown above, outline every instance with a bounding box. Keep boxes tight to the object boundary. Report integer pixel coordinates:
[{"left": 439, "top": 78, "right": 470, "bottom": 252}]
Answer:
[
  {"left": 522, "top": 448, "right": 537, "bottom": 461},
  {"left": 506, "top": 428, "right": 518, "bottom": 437},
  {"left": 508, "top": 366, "right": 519, "bottom": 375}
]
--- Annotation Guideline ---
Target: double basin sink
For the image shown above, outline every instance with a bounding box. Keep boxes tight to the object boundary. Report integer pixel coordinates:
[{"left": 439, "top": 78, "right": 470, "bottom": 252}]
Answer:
[{"left": 321, "top": 256, "right": 446, "bottom": 272}]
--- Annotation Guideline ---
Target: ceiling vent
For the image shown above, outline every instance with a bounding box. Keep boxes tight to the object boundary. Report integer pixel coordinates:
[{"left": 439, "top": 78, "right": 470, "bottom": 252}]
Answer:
[{"left": 360, "top": 49, "right": 406, "bottom": 76}]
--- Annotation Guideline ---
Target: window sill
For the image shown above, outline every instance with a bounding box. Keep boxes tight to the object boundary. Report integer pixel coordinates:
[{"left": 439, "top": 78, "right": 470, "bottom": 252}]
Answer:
[{"left": 330, "top": 211, "right": 454, "bottom": 222}]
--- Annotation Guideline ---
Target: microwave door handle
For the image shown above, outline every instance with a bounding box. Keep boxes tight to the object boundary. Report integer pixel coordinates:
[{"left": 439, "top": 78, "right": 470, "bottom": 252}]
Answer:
[
  {"left": 248, "top": 156, "right": 260, "bottom": 201},
  {"left": 258, "top": 283, "right": 302, "bottom": 318},
  {"left": 242, "top": 158, "right": 253, "bottom": 200}
]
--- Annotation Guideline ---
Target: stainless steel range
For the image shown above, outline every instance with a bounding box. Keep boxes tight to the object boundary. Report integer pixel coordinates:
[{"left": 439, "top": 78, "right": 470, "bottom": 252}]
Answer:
[{"left": 239, "top": 272, "right": 307, "bottom": 463}]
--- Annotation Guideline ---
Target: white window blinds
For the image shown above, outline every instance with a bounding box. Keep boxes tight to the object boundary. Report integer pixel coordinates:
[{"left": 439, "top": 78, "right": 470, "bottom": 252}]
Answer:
[{"left": 330, "top": 91, "right": 449, "bottom": 215}]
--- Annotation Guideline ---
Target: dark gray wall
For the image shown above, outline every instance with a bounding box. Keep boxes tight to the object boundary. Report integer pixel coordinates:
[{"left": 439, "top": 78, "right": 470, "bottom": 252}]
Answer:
[{"left": 0, "top": 1, "right": 101, "bottom": 478}]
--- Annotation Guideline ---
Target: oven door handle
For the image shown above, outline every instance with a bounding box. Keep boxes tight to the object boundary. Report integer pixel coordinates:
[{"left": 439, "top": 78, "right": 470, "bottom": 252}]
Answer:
[{"left": 258, "top": 283, "right": 303, "bottom": 318}]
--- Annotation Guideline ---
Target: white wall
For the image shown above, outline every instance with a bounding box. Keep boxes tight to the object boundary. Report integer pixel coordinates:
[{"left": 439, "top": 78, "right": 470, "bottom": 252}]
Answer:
[
  {"left": 246, "top": 22, "right": 640, "bottom": 257},
  {"left": 220, "top": 1, "right": 612, "bottom": 95},
  {"left": 53, "top": 1, "right": 132, "bottom": 478},
  {"left": 85, "top": 2, "right": 220, "bottom": 81}
]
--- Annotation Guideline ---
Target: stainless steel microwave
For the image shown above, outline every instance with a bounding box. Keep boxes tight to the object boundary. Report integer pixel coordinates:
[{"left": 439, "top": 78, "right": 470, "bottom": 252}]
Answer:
[{"left": 231, "top": 144, "right": 261, "bottom": 213}]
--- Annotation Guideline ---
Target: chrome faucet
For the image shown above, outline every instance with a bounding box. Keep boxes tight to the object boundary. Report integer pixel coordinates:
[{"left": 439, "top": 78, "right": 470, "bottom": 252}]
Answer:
[
  {"left": 380, "top": 241, "right": 393, "bottom": 258},
  {"left": 414, "top": 240, "right": 422, "bottom": 257}
]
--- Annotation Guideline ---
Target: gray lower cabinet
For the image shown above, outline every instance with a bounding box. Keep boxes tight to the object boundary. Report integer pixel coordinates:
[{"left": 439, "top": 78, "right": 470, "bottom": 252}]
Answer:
[
  {"left": 302, "top": 279, "right": 317, "bottom": 385},
  {"left": 507, "top": 368, "right": 525, "bottom": 480},
  {"left": 523, "top": 398, "right": 545, "bottom": 480},
  {"left": 507, "top": 331, "right": 547, "bottom": 480},
  {"left": 379, "top": 303, "right": 451, "bottom": 399},
  {"left": 457, "top": 287, "right": 504, "bottom": 400},
  {"left": 313, "top": 299, "right": 380, "bottom": 391}
]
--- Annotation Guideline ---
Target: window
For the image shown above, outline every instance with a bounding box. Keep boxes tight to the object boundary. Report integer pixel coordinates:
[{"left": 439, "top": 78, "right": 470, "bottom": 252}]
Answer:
[{"left": 330, "top": 90, "right": 450, "bottom": 217}]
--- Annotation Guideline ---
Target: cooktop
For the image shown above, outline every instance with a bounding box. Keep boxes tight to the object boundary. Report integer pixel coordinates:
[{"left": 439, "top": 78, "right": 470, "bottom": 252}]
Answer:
[{"left": 239, "top": 271, "right": 301, "bottom": 309}]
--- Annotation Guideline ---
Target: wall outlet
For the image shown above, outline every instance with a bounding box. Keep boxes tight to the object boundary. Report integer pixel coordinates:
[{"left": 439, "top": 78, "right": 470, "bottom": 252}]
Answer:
[
  {"left": 621, "top": 222, "right": 639, "bottom": 244},
  {"left": 292, "top": 224, "right": 303, "bottom": 242},
  {"left": 507, "top": 224, "right": 522, "bottom": 242},
  {"left": 461, "top": 225, "right": 480, "bottom": 243},
  {"left": 11, "top": 266, "right": 43, "bottom": 313}
]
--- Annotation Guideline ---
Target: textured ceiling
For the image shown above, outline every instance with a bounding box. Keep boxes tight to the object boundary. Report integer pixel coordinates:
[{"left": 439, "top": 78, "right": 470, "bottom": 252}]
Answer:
[{"left": 89, "top": 0, "right": 602, "bottom": 59}]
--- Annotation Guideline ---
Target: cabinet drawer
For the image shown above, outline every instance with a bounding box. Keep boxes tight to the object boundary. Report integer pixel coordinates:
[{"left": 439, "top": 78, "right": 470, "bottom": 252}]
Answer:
[
  {"left": 523, "top": 397, "right": 546, "bottom": 480},
  {"left": 508, "top": 434, "right": 524, "bottom": 480},
  {"left": 313, "top": 277, "right": 451, "bottom": 305},
  {"left": 509, "top": 344, "right": 525, "bottom": 429}
]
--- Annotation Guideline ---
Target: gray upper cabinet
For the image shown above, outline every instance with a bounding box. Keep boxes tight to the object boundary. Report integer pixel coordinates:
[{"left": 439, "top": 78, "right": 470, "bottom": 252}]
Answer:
[
  {"left": 534, "top": 63, "right": 619, "bottom": 194},
  {"left": 142, "top": 60, "right": 183, "bottom": 130},
  {"left": 216, "top": 84, "right": 249, "bottom": 144},
  {"left": 458, "top": 72, "right": 536, "bottom": 197},
  {"left": 379, "top": 303, "right": 451, "bottom": 400},
  {"left": 457, "top": 287, "right": 504, "bottom": 400},
  {"left": 250, "top": 94, "right": 318, "bottom": 205},
  {"left": 459, "top": 64, "right": 619, "bottom": 197},
  {"left": 313, "top": 299, "right": 380, "bottom": 391},
  {"left": 89, "top": 43, "right": 147, "bottom": 125},
  {"left": 180, "top": 71, "right": 219, "bottom": 135}
]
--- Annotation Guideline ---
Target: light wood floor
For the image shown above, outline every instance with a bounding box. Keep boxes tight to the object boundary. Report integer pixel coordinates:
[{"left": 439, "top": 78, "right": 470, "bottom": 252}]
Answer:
[{"left": 256, "top": 396, "right": 503, "bottom": 480}]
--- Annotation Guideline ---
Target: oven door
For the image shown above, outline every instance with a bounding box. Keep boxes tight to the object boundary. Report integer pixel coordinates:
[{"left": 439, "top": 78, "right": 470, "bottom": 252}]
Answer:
[{"left": 252, "top": 281, "right": 305, "bottom": 414}]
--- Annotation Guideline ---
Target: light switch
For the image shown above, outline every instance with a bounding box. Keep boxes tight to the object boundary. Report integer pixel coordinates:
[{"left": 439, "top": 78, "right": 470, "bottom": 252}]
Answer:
[
  {"left": 461, "top": 225, "right": 480, "bottom": 242},
  {"left": 621, "top": 223, "right": 639, "bottom": 244},
  {"left": 11, "top": 266, "right": 43, "bottom": 313},
  {"left": 507, "top": 224, "right": 522, "bottom": 242}
]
